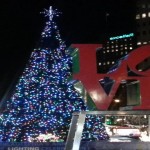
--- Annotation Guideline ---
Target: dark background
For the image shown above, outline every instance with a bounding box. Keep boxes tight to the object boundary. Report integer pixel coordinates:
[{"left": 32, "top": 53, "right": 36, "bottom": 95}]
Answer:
[{"left": 0, "top": 0, "right": 136, "bottom": 95}]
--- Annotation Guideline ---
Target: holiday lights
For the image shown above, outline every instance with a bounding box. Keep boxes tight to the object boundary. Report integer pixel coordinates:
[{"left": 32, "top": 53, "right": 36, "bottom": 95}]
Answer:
[{"left": 0, "top": 6, "right": 109, "bottom": 142}]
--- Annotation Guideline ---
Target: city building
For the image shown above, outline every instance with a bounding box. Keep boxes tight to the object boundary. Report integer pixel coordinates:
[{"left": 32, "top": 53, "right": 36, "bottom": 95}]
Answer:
[
  {"left": 97, "top": 0, "right": 150, "bottom": 74},
  {"left": 96, "top": 33, "right": 137, "bottom": 73},
  {"left": 135, "top": 0, "right": 150, "bottom": 46}
]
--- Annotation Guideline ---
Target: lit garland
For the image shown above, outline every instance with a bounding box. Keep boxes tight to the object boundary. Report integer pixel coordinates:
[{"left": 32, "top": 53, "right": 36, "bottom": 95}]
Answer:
[{"left": 0, "top": 6, "right": 109, "bottom": 142}]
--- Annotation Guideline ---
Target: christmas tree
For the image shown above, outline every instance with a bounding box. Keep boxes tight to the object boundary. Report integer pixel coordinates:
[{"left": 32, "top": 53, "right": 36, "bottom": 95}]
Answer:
[
  {"left": 0, "top": 6, "right": 109, "bottom": 142},
  {"left": 0, "top": 6, "right": 86, "bottom": 142}
]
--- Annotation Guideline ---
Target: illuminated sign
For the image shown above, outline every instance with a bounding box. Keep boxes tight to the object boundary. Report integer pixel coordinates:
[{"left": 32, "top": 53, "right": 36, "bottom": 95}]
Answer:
[{"left": 109, "top": 33, "right": 134, "bottom": 40}]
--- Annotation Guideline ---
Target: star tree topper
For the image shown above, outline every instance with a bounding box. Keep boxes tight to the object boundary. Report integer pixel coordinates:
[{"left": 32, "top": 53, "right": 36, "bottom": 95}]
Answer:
[
  {"left": 41, "top": 6, "right": 61, "bottom": 21},
  {"left": 40, "top": 6, "right": 62, "bottom": 38}
]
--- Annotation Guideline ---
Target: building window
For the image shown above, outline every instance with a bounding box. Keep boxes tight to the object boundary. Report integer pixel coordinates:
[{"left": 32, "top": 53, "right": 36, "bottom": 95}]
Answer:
[
  {"left": 143, "top": 31, "right": 146, "bottom": 35},
  {"left": 116, "top": 49, "right": 118, "bottom": 51},
  {"left": 136, "top": 14, "right": 140, "bottom": 19},
  {"left": 148, "top": 12, "right": 150, "bottom": 17},
  {"left": 137, "top": 23, "right": 140, "bottom": 27},
  {"left": 107, "top": 61, "right": 110, "bottom": 65},
  {"left": 137, "top": 32, "right": 140, "bottom": 36},
  {"left": 130, "top": 47, "right": 133, "bottom": 50},
  {"left": 107, "top": 50, "right": 110, "bottom": 53},
  {"left": 112, "top": 49, "right": 114, "bottom": 52},
  {"left": 142, "top": 4, "right": 146, "bottom": 8},
  {"left": 137, "top": 42, "right": 141, "bottom": 45},
  {"left": 142, "top": 13, "right": 146, "bottom": 18},
  {"left": 148, "top": 4, "right": 150, "bottom": 8},
  {"left": 143, "top": 22, "right": 146, "bottom": 26},
  {"left": 99, "top": 62, "right": 101, "bottom": 66},
  {"left": 112, "top": 61, "right": 115, "bottom": 64},
  {"left": 143, "top": 42, "right": 147, "bottom": 44}
]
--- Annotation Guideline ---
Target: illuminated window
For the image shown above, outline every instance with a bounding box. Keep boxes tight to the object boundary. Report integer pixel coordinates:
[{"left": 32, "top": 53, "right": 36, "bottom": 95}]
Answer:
[
  {"left": 111, "top": 46, "right": 114, "bottom": 48},
  {"left": 148, "top": 12, "right": 150, "bottom": 17},
  {"left": 116, "top": 45, "right": 118, "bottom": 48},
  {"left": 112, "top": 49, "right": 114, "bottom": 52},
  {"left": 143, "top": 42, "right": 147, "bottom": 44},
  {"left": 107, "top": 50, "right": 109, "bottom": 53},
  {"left": 137, "top": 42, "right": 141, "bottom": 45},
  {"left": 103, "top": 51, "right": 105, "bottom": 54},
  {"left": 142, "top": 13, "right": 146, "bottom": 18},
  {"left": 107, "top": 46, "right": 109, "bottom": 49},
  {"left": 130, "top": 47, "right": 133, "bottom": 50},
  {"left": 125, "top": 47, "right": 127, "bottom": 50},
  {"left": 99, "top": 62, "right": 101, "bottom": 66},
  {"left": 125, "top": 51, "right": 128, "bottom": 54},
  {"left": 107, "top": 61, "right": 110, "bottom": 65},
  {"left": 112, "top": 61, "right": 115, "bottom": 64},
  {"left": 136, "top": 14, "right": 140, "bottom": 19},
  {"left": 116, "top": 49, "right": 118, "bottom": 51},
  {"left": 103, "top": 62, "right": 106, "bottom": 65}
]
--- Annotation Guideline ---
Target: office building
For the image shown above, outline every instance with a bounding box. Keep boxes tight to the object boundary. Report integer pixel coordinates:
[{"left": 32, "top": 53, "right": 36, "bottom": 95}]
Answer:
[
  {"left": 97, "top": 33, "right": 137, "bottom": 73},
  {"left": 135, "top": 0, "right": 150, "bottom": 46}
]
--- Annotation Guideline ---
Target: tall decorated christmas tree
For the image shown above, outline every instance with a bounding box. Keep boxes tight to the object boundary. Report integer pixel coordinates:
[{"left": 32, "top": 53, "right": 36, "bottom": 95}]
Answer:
[
  {"left": 0, "top": 6, "right": 86, "bottom": 142},
  {"left": 0, "top": 6, "right": 109, "bottom": 142}
]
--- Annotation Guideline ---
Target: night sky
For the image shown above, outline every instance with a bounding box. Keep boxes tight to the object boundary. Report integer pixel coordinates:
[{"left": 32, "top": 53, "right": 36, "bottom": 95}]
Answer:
[{"left": 0, "top": 0, "right": 136, "bottom": 95}]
